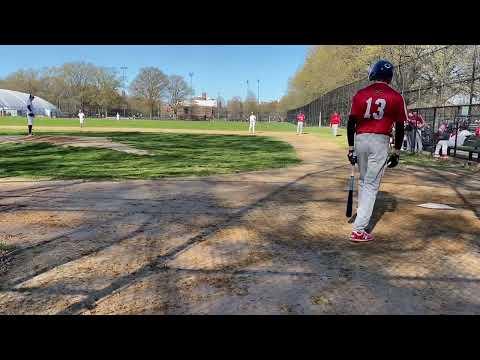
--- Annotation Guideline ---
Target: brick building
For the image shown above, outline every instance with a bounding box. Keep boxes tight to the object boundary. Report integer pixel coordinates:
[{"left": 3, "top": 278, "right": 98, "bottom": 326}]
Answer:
[{"left": 176, "top": 92, "right": 218, "bottom": 120}]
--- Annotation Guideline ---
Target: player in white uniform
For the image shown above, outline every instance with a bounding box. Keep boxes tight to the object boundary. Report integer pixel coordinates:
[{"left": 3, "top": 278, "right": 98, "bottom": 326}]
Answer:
[
  {"left": 116, "top": 112, "right": 120, "bottom": 121},
  {"left": 249, "top": 112, "right": 256, "bottom": 135},
  {"left": 26, "top": 94, "right": 35, "bottom": 136},
  {"left": 78, "top": 110, "right": 85, "bottom": 128}
]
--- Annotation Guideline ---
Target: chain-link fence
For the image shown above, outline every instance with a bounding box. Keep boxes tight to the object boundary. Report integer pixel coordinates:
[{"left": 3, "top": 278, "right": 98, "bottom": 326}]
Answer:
[
  {"left": 286, "top": 45, "right": 480, "bottom": 160},
  {"left": 408, "top": 104, "right": 480, "bottom": 160},
  {"left": 287, "top": 45, "right": 480, "bottom": 126}
]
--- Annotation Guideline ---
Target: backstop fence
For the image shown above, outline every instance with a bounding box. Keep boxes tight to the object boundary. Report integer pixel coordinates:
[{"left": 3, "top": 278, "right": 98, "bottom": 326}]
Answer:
[
  {"left": 286, "top": 45, "right": 480, "bottom": 160},
  {"left": 287, "top": 45, "right": 480, "bottom": 127}
]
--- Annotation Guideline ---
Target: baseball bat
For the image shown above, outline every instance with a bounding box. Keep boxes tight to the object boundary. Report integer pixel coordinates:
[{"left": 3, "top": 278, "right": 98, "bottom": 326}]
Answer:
[{"left": 345, "top": 165, "right": 355, "bottom": 218}]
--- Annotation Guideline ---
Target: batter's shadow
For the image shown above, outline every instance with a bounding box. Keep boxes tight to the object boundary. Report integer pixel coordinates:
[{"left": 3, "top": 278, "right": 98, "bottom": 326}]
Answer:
[{"left": 347, "top": 191, "right": 398, "bottom": 233}]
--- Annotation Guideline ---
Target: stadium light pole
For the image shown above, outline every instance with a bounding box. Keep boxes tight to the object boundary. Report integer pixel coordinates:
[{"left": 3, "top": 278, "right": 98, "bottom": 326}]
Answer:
[
  {"left": 120, "top": 66, "right": 128, "bottom": 117},
  {"left": 257, "top": 79, "right": 260, "bottom": 121},
  {"left": 189, "top": 72, "right": 194, "bottom": 120},
  {"left": 189, "top": 72, "right": 194, "bottom": 96},
  {"left": 246, "top": 80, "right": 250, "bottom": 120}
]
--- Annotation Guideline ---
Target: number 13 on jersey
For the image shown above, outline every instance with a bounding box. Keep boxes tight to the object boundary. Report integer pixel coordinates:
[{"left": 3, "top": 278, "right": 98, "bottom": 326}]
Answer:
[{"left": 364, "top": 97, "right": 386, "bottom": 120}]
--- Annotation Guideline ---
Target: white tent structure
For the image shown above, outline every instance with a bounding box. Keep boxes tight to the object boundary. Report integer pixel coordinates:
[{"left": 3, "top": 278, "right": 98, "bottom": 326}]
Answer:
[{"left": 0, "top": 89, "right": 60, "bottom": 117}]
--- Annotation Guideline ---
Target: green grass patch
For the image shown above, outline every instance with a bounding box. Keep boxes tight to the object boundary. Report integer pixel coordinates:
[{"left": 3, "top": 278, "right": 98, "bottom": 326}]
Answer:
[
  {"left": 0, "top": 241, "right": 14, "bottom": 252},
  {"left": 0, "top": 116, "right": 349, "bottom": 151},
  {"left": 0, "top": 116, "right": 348, "bottom": 142},
  {"left": 0, "top": 131, "right": 300, "bottom": 180},
  {"left": 308, "top": 127, "right": 348, "bottom": 149},
  {"left": 0, "top": 116, "right": 299, "bottom": 132},
  {"left": 400, "top": 152, "right": 479, "bottom": 173}
]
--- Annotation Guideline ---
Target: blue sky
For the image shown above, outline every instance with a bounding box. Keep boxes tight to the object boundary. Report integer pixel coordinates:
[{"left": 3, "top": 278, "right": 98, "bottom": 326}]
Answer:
[{"left": 0, "top": 45, "right": 308, "bottom": 102}]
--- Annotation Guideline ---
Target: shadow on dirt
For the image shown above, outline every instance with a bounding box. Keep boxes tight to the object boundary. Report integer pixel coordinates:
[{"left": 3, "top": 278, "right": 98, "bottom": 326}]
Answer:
[{"left": 1, "top": 159, "right": 480, "bottom": 314}]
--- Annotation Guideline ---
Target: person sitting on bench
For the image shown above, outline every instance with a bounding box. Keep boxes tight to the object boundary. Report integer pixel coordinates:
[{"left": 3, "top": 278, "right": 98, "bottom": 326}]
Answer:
[
  {"left": 434, "top": 122, "right": 450, "bottom": 159},
  {"left": 448, "top": 124, "right": 472, "bottom": 149}
]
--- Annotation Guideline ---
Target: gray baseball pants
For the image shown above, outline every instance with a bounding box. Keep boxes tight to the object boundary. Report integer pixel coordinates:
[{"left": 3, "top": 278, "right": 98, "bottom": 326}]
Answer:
[{"left": 353, "top": 133, "right": 390, "bottom": 232}]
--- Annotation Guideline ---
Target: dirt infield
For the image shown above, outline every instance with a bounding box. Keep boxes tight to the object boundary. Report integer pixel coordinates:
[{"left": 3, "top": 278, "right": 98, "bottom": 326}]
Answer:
[
  {"left": 0, "top": 135, "right": 153, "bottom": 155},
  {"left": 0, "top": 129, "right": 479, "bottom": 314}
]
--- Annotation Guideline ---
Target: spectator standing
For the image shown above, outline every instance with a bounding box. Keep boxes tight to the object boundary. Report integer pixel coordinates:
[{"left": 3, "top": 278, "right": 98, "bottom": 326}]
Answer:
[{"left": 406, "top": 112, "right": 425, "bottom": 153}]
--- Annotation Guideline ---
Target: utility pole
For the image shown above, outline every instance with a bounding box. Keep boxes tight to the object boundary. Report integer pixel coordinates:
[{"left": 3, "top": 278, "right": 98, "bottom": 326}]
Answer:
[
  {"left": 468, "top": 45, "right": 477, "bottom": 116},
  {"left": 189, "top": 72, "right": 194, "bottom": 96},
  {"left": 257, "top": 80, "right": 260, "bottom": 104},
  {"left": 120, "top": 66, "right": 128, "bottom": 117},
  {"left": 245, "top": 80, "right": 249, "bottom": 120},
  {"left": 189, "top": 72, "right": 194, "bottom": 120},
  {"left": 217, "top": 92, "right": 220, "bottom": 121},
  {"left": 257, "top": 79, "right": 260, "bottom": 121}
]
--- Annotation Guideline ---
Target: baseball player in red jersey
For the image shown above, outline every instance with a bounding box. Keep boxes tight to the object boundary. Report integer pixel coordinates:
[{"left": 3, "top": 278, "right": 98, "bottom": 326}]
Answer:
[
  {"left": 296, "top": 112, "right": 305, "bottom": 134},
  {"left": 406, "top": 112, "right": 425, "bottom": 152},
  {"left": 347, "top": 60, "right": 406, "bottom": 242},
  {"left": 330, "top": 112, "right": 341, "bottom": 136}
]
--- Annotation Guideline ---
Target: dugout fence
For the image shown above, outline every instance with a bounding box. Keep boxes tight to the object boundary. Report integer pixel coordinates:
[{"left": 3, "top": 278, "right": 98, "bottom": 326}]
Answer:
[{"left": 287, "top": 45, "right": 480, "bottom": 129}]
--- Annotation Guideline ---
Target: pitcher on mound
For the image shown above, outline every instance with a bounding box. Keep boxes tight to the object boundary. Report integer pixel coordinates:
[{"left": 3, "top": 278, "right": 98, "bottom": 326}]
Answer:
[{"left": 347, "top": 60, "right": 406, "bottom": 242}]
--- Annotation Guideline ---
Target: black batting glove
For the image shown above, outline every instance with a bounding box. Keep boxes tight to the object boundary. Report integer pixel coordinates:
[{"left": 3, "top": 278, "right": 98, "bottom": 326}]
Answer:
[
  {"left": 387, "top": 153, "right": 400, "bottom": 168},
  {"left": 347, "top": 150, "right": 357, "bottom": 166}
]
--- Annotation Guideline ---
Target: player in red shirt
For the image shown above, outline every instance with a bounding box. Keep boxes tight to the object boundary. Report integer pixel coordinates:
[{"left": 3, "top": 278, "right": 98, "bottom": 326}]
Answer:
[
  {"left": 347, "top": 60, "right": 406, "bottom": 242},
  {"left": 296, "top": 111, "right": 305, "bottom": 135},
  {"left": 475, "top": 126, "right": 480, "bottom": 137},
  {"left": 330, "top": 112, "right": 341, "bottom": 136},
  {"left": 405, "top": 112, "right": 425, "bottom": 152}
]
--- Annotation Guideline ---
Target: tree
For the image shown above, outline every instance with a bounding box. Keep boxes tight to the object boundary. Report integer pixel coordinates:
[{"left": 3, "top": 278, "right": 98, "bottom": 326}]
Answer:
[
  {"left": 260, "top": 100, "right": 281, "bottom": 120},
  {"left": 227, "top": 96, "right": 243, "bottom": 120},
  {"left": 217, "top": 95, "right": 226, "bottom": 119},
  {"left": 60, "top": 62, "right": 99, "bottom": 111},
  {"left": 244, "top": 90, "right": 257, "bottom": 116},
  {"left": 165, "top": 75, "right": 192, "bottom": 118},
  {"left": 280, "top": 45, "right": 383, "bottom": 110},
  {"left": 1, "top": 68, "right": 43, "bottom": 95},
  {"left": 41, "top": 66, "right": 68, "bottom": 110},
  {"left": 94, "top": 67, "right": 122, "bottom": 117},
  {"left": 129, "top": 67, "right": 169, "bottom": 118}
]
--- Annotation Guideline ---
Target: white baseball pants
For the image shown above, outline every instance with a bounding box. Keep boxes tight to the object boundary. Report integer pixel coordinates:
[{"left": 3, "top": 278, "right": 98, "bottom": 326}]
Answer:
[
  {"left": 435, "top": 140, "right": 449, "bottom": 156},
  {"left": 332, "top": 124, "right": 338, "bottom": 136},
  {"left": 353, "top": 133, "right": 390, "bottom": 232},
  {"left": 297, "top": 122, "right": 304, "bottom": 134},
  {"left": 249, "top": 121, "right": 256, "bottom": 134}
]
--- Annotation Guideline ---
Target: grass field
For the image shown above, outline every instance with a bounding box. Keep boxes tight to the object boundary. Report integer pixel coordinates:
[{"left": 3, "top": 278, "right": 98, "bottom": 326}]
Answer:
[
  {"left": 1, "top": 116, "right": 304, "bottom": 131},
  {"left": 0, "top": 116, "right": 349, "bottom": 147},
  {"left": 400, "top": 152, "right": 479, "bottom": 173},
  {"left": 0, "top": 132, "right": 300, "bottom": 180}
]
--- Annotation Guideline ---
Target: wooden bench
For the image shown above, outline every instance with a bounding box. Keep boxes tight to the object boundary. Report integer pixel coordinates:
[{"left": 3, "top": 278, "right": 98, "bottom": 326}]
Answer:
[{"left": 447, "top": 145, "right": 480, "bottom": 162}]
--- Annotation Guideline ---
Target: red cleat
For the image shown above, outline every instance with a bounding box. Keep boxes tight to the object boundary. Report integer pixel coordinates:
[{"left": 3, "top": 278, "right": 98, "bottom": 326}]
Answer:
[{"left": 350, "top": 231, "right": 375, "bottom": 243}]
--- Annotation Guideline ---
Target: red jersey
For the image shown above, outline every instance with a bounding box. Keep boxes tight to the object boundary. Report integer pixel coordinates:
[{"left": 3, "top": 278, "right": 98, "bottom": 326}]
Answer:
[
  {"left": 349, "top": 82, "right": 408, "bottom": 136},
  {"left": 407, "top": 112, "right": 425, "bottom": 128},
  {"left": 297, "top": 113, "right": 305, "bottom": 122},
  {"left": 475, "top": 127, "right": 480, "bottom": 137},
  {"left": 330, "top": 114, "right": 341, "bottom": 125}
]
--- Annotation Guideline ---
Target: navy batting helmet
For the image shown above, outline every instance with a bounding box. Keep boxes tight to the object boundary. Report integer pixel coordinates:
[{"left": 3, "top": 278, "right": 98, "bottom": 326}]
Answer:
[{"left": 369, "top": 60, "right": 394, "bottom": 82}]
